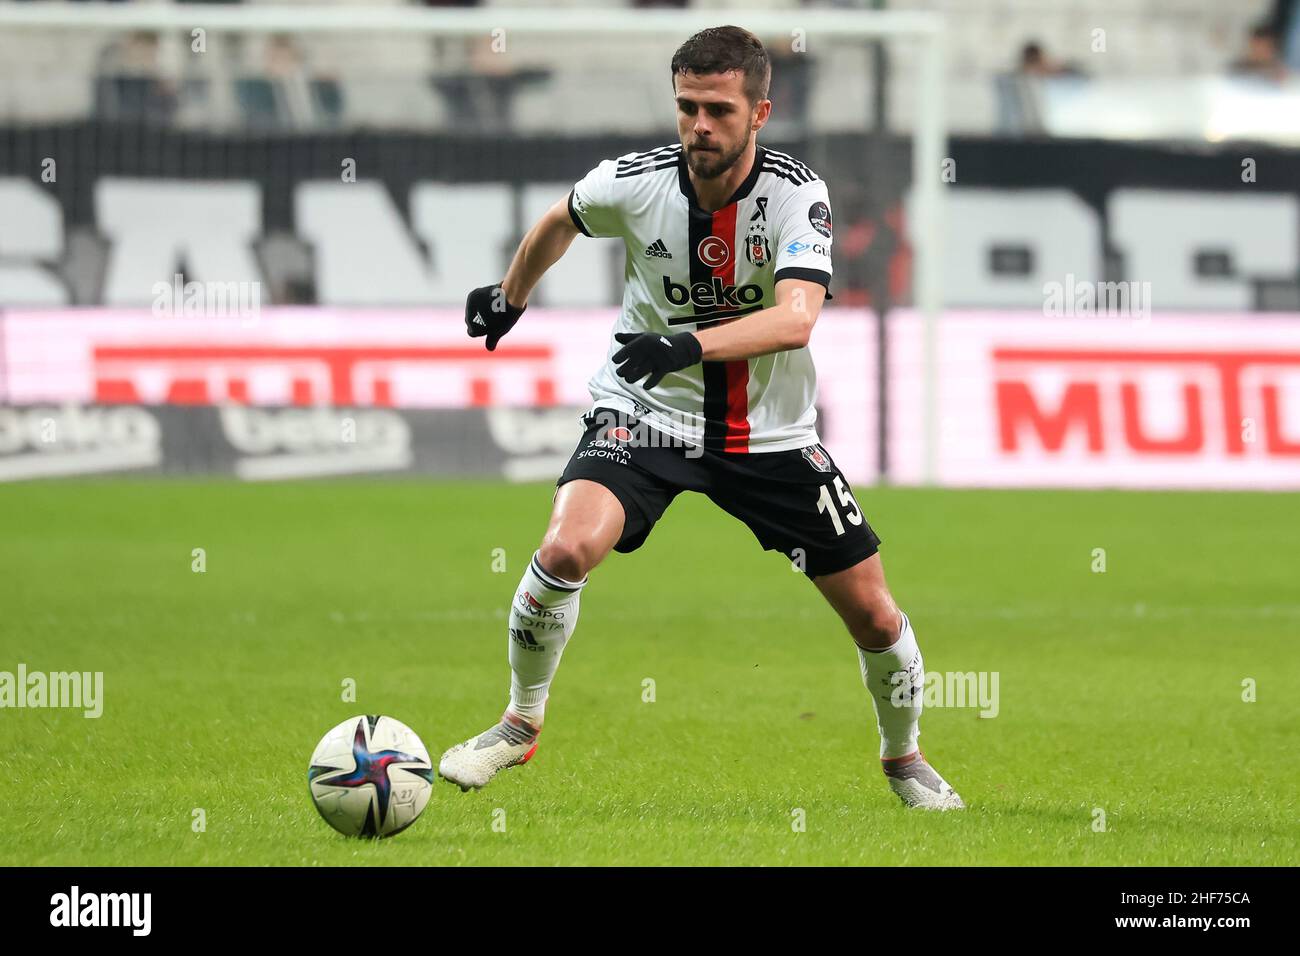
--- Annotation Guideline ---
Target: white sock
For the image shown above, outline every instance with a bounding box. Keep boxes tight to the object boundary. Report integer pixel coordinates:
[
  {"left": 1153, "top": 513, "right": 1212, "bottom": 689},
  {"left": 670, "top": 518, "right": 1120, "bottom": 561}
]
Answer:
[
  {"left": 856, "top": 609, "right": 924, "bottom": 759},
  {"left": 507, "top": 550, "right": 586, "bottom": 727}
]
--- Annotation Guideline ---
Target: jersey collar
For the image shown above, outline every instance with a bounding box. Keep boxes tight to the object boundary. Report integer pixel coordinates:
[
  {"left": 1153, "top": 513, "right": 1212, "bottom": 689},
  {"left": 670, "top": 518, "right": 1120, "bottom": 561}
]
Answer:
[{"left": 677, "top": 145, "right": 766, "bottom": 213}]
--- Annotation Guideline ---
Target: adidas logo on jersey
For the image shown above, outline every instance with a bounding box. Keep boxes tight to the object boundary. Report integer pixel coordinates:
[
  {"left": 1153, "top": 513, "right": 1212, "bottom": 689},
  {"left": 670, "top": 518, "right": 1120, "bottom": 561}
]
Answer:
[{"left": 644, "top": 239, "right": 672, "bottom": 259}]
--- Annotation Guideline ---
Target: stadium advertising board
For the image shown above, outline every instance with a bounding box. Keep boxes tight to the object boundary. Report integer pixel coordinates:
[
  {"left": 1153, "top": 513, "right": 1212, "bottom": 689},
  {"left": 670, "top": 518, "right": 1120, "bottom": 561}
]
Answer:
[
  {"left": 0, "top": 308, "right": 877, "bottom": 482},
  {"left": 5, "top": 308, "right": 1296, "bottom": 488},
  {"left": 888, "top": 312, "right": 1300, "bottom": 489}
]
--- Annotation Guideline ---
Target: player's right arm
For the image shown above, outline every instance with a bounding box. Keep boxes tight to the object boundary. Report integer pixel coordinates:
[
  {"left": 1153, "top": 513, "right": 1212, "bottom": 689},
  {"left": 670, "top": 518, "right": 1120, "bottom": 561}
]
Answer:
[
  {"left": 464, "top": 200, "right": 579, "bottom": 351},
  {"left": 465, "top": 158, "right": 621, "bottom": 351},
  {"left": 500, "top": 198, "right": 581, "bottom": 307}
]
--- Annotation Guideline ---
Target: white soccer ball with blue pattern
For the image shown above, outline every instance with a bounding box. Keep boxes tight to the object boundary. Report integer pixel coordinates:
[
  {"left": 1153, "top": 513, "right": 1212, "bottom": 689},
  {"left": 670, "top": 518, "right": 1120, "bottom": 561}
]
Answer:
[{"left": 308, "top": 715, "right": 434, "bottom": 838}]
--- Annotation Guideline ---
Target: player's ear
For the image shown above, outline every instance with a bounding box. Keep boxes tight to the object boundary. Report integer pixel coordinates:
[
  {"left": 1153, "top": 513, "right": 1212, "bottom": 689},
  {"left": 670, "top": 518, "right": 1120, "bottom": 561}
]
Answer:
[{"left": 752, "top": 98, "right": 771, "bottom": 132}]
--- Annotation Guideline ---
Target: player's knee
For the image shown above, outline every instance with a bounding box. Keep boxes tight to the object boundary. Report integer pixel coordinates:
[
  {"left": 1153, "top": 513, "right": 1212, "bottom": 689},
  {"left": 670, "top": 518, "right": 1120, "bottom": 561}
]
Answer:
[
  {"left": 849, "top": 600, "right": 902, "bottom": 652},
  {"left": 537, "top": 534, "right": 598, "bottom": 583}
]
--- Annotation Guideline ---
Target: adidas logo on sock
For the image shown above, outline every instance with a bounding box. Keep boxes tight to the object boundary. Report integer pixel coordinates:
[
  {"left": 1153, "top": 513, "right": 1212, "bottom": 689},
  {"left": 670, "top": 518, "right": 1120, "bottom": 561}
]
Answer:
[
  {"left": 510, "top": 627, "right": 542, "bottom": 651},
  {"left": 644, "top": 239, "right": 672, "bottom": 259}
]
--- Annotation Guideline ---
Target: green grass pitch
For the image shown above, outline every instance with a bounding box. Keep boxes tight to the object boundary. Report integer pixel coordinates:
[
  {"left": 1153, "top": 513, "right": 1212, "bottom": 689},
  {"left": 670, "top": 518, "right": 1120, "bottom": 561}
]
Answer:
[{"left": 0, "top": 479, "right": 1295, "bottom": 866}]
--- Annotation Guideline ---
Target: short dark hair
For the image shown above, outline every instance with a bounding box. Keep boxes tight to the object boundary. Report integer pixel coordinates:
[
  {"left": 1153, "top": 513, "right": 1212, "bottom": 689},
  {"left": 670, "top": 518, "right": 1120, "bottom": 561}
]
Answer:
[
  {"left": 1251, "top": 22, "right": 1279, "bottom": 42},
  {"left": 670, "top": 26, "right": 771, "bottom": 104},
  {"left": 1020, "top": 41, "right": 1045, "bottom": 66}
]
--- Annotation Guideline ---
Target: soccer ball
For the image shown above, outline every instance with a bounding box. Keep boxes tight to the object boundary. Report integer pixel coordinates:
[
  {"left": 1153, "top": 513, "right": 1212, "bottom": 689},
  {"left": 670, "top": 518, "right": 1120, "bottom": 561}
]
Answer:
[{"left": 307, "top": 715, "right": 434, "bottom": 838}]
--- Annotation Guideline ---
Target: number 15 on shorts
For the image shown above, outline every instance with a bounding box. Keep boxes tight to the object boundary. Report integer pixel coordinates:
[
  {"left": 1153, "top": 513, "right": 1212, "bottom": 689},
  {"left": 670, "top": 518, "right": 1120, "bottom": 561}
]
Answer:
[{"left": 816, "top": 477, "right": 863, "bottom": 536}]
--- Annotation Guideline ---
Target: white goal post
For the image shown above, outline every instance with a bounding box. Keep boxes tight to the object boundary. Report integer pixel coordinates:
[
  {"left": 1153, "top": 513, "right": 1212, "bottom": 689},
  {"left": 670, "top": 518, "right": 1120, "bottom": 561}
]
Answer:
[{"left": 0, "top": 3, "right": 948, "bottom": 482}]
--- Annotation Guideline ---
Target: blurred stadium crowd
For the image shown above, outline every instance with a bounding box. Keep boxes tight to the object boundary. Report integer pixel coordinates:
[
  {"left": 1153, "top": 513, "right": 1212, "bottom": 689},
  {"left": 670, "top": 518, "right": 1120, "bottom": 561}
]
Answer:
[{"left": 1, "top": 0, "right": 1298, "bottom": 140}]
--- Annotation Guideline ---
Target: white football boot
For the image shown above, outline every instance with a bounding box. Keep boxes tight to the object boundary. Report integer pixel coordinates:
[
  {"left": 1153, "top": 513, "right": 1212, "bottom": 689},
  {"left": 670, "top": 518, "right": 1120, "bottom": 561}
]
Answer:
[
  {"left": 882, "top": 751, "right": 966, "bottom": 810},
  {"left": 438, "top": 710, "right": 541, "bottom": 791}
]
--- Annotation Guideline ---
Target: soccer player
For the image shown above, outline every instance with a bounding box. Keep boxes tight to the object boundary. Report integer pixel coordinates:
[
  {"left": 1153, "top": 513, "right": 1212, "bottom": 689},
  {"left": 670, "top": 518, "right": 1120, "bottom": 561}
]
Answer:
[{"left": 442, "top": 25, "right": 963, "bottom": 810}]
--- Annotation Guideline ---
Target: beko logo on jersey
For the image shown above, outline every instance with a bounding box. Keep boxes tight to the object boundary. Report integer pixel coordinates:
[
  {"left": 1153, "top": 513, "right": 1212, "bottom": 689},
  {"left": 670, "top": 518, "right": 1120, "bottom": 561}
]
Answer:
[{"left": 662, "top": 275, "right": 763, "bottom": 309}]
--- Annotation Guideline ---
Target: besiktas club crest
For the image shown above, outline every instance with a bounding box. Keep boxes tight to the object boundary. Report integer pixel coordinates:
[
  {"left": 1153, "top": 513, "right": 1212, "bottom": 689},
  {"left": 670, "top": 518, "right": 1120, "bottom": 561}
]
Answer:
[
  {"left": 745, "top": 230, "right": 771, "bottom": 267},
  {"left": 801, "top": 444, "right": 833, "bottom": 472}
]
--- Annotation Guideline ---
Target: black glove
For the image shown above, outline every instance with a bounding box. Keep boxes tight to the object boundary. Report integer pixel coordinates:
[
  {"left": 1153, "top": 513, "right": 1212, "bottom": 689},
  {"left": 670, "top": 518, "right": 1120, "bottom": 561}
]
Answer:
[
  {"left": 611, "top": 331, "right": 702, "bottom": 390},
  {"left": 464, "top": 283, "right": 526, "bottom": 352}
]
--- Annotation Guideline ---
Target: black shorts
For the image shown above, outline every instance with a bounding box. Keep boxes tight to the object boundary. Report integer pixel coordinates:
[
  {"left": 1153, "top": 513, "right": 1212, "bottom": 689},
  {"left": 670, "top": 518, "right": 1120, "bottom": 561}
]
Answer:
[{"left": 555, "top": 408, "right": 881, "bottom": 579}]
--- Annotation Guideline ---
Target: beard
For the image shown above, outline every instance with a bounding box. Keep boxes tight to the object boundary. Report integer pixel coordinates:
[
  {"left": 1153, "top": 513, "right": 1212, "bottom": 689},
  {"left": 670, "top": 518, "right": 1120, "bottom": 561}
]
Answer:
[{"left": 685, "top": 128, "right": 751, "bottom": 180}]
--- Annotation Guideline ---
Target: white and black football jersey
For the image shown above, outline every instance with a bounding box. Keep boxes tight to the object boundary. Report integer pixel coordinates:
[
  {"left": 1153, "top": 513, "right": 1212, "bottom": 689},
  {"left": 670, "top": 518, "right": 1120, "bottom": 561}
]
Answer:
[{"left": 567, "top": 143, "right": 834, "bottom": 453}]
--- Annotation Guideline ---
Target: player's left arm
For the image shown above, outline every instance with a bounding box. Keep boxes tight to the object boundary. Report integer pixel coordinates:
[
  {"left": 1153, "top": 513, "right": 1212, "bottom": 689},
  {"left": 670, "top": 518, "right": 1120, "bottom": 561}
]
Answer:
[
  {"left": 690, "top": 277, "right": 825, "bottom": 361},
  {"left": 691, "top": 179, "right": 835, "bottom": 362},
  {"left": 611, "top": 178, "right": 833, "bottom": 387},
  {"left": 610, "top": 279, "right": 824, "bottom": 388}
]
